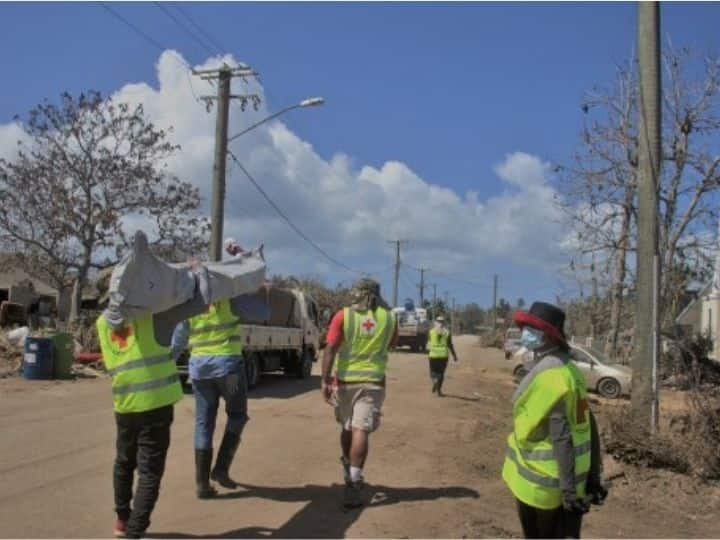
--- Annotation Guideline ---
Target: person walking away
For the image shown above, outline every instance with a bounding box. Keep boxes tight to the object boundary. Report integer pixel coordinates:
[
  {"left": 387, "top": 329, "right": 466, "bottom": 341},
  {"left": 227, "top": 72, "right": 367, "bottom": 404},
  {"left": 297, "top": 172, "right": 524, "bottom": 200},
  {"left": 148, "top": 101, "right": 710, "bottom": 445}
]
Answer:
[
  {"left": 501, "top": 302, "right": 607, "bottom": 539},
  {"left": 426, "top": 315, "right": 458, "bottom": 396},
  {"left": 171, "top": 292, "right": 268, "bottom": 499},
  {"left": 321, "top": 279, "right": 397, "bottom": 508},
  {"left": 96, "top": 270, "right": 216, "bottom": 538}
]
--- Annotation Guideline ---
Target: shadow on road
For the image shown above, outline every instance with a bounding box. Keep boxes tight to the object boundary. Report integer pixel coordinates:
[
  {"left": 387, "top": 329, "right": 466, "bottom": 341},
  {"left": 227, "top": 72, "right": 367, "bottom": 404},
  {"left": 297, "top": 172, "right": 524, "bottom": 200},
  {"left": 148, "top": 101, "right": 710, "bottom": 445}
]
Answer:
[
  {"left": 149, "top": 482, "right": 479, "bottom": 538},
  {"left": 249, "top": 374, "right": 321, "bottom": 400},
  {"left": 181, "top": 374, "right": 321, "bottom": 399},
  {"left": 442, "top": 393, "right": 483, "bottom": 403}
]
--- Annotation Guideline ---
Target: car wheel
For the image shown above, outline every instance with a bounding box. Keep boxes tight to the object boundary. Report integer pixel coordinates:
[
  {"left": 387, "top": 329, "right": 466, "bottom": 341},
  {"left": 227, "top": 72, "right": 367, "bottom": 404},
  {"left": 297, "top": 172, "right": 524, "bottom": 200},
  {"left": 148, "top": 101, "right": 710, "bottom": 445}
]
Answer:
[
  {"left": 597, "top": 377, "right": 621, "bottom": 399},
  {"left": 246, "top": 354, "right": 260, "bottom": 389},
  {"left": 297, "top": 349, "right": 313, "bottom": 379},
  {"left": 513, "top": 365, "right": 528, "bottom": 383}
]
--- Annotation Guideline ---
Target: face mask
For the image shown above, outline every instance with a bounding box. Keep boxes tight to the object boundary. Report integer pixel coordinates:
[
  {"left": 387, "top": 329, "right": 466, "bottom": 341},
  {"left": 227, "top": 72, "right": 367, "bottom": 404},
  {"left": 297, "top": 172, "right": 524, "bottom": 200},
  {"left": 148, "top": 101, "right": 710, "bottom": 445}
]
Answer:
[{"left": 520, "top": 327, "right": 545, "bottom": 351}]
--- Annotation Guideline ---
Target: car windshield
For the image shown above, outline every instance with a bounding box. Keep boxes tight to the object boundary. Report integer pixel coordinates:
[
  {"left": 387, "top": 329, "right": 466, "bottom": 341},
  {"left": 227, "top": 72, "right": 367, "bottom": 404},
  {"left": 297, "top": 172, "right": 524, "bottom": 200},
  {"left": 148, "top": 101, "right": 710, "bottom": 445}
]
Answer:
[
  {"left": 578, "top": 346, "right": 619, "bottom": 365},
  {"left": 506, "top": 328, "right": 521, "bottom": 339}
]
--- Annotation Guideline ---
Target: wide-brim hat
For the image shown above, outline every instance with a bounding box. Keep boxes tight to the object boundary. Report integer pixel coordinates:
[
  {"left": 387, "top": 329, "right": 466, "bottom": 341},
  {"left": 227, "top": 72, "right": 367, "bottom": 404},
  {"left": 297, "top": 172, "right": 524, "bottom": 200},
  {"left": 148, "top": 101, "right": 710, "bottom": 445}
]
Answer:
[{"left": 513, "top": 301, "right": 567, "bottom": 347}]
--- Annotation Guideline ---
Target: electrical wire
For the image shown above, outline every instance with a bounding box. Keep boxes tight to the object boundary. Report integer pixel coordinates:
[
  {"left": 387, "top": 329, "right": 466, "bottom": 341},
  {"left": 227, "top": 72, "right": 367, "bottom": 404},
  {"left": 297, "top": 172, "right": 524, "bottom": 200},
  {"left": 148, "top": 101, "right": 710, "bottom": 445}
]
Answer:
[
  {"left": 227, "top": 149, "right": 366, "bottom": 276},
  {"left": 153, "top": 1, "right": 217, "bottom": 57},
  {"left": 172, "top": 3, "right": 227, "bottom": 54},
  {"left": 98, "top": 2, "right": 201, "bottom": 102}
]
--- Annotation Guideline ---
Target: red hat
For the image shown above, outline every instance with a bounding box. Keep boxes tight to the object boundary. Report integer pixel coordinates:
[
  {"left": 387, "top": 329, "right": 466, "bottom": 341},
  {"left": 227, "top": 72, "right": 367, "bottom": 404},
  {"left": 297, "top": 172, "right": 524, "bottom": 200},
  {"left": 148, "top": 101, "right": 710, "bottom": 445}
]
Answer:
[{"left": 513, "top": 301, "right": 567, "bottom": 347}]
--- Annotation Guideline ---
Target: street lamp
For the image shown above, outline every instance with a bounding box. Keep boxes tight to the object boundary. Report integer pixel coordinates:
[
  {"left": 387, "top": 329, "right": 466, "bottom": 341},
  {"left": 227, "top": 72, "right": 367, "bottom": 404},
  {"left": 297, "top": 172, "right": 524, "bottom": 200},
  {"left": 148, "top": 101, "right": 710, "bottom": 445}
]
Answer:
[
  {"left": 228, "top": 96, "right": 325, "bottom": 143},
  {"left": 212, "top": 96, "right": 325, "bottom": 260}
]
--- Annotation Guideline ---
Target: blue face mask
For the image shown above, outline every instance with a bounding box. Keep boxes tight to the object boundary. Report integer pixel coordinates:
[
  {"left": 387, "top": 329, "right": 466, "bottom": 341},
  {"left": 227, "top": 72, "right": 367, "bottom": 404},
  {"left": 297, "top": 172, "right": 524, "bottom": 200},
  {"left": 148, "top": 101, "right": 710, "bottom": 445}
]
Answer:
[{"left": 520, "top": 327, "right": 545, "bottom": 350}]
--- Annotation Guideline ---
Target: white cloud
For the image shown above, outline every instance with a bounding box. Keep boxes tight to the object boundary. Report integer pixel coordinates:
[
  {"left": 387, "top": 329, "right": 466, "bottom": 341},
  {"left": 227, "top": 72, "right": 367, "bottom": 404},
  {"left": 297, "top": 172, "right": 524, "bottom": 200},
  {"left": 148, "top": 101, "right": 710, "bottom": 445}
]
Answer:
[
  {"left": 0, "top": 51, "right": 568, "bottom": 293},
  {"left": 0, "top": 122, "right": 30, "bottom": 162}
]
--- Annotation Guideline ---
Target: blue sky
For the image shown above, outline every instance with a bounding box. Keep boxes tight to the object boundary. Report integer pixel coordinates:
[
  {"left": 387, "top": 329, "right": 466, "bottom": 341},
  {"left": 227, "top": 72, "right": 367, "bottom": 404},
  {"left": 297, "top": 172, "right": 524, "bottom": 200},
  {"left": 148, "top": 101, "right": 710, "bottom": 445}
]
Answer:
[{"left": 1, "top": 2, "right": 720, "bottom": 311}]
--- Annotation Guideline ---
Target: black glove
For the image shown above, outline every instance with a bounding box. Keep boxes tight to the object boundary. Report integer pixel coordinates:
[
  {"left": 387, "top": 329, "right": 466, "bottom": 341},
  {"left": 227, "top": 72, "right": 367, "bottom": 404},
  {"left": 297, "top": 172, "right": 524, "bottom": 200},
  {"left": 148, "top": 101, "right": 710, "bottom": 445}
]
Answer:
[
  {"left": 562, "top": 497, "right": 590, "bottom": 515},
  {"left": 586, "top": 483, "right": 608, "bottom": 506}
]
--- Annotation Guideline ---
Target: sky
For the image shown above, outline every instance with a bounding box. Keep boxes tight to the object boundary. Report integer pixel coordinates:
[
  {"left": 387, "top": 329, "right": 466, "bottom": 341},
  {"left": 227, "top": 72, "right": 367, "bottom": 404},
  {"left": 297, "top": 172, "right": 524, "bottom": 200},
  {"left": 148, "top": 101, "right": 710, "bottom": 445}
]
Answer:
[{"left": 1, "top": 1, "right": 719, "bottom": 311}]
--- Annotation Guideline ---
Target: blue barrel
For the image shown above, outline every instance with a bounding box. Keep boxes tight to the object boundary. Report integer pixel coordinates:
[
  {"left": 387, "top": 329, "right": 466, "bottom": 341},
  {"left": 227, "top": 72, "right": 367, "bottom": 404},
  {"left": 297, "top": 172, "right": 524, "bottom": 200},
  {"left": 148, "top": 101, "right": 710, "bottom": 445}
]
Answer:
[{"left": 23, "top": 338, "right": 55, "bottom": 380}]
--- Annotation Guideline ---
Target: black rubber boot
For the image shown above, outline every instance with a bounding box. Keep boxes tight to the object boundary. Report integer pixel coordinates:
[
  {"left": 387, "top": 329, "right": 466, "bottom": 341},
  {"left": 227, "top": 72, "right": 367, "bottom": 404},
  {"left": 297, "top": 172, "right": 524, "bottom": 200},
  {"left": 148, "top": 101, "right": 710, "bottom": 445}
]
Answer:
[
  {"left": 211, "top": 432, "right": 241, "bottom": 489},
  {"left": 195, "top": 449, "right": 217, "bottom": 499}
]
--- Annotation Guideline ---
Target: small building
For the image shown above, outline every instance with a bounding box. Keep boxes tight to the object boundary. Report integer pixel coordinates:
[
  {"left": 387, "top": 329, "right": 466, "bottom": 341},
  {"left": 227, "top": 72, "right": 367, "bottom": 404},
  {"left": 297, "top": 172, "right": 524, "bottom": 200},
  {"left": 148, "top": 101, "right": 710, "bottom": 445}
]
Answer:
[
  {"left": 0, "top": 268, "right": 61, "bottom": 315},
  {"left": 675, "top": 281, "right": 720, "bottom": 360}
]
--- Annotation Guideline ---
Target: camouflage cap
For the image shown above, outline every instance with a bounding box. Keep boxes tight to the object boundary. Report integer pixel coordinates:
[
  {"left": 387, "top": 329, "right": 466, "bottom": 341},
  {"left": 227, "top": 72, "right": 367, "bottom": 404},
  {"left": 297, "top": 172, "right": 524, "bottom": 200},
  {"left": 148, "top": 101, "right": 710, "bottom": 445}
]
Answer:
[
  {"left": 350, "top": 278, "right": 388, "bottom": 311},
  {"left": 351, "top": 278, "right": 381, "bottom": 297}
]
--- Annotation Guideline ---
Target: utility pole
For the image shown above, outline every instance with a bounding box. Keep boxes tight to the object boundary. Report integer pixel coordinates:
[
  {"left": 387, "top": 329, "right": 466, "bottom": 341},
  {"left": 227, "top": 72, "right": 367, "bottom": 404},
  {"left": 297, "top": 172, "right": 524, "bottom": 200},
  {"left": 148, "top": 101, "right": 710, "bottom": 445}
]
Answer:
[
  {"left": 417, "top": 267, "right": 429, "bottom": 305},
  {"left": 451, "top": 297, "right": 457, "bottom": 334},
  {"left": 634, "top": 1, "right": 662, "bottom": 432},
  {"left": 492, "top": 274, "right": 499, "bottom": 334},
  {"left": 197, "top": 64, "right": 259, "bottom": 261},
  {"left": 432, "top": 283, "right": 437, "bottom": 305},
  {"left": 387, "top": 240, "right": 408, "bottom": 307}
]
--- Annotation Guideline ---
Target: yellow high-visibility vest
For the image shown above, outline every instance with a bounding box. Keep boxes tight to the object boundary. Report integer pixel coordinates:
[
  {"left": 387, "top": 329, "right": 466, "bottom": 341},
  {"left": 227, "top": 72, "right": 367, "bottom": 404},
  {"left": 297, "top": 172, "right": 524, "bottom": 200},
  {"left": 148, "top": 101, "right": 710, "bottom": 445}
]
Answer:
[
  {"left": 336, "top": 307, "right": 395, "bottom": 383},
  {"left": 428, "top": 328, "right": 450, "bottom": 359},
  {"left": 502, "top": 356, "right": 592, "bottom": 509},
  {"left": 97, "top": 314, "right": 183, "bottom": 414},
  {"left": 188, "top": 299, "right": 243, "bottom": 357}
]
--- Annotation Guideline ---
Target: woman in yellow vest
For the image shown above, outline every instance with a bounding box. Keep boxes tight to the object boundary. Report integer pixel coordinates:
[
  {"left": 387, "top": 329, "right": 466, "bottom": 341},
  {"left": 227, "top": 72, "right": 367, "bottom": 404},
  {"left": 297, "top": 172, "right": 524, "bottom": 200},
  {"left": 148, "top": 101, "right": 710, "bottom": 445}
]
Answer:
[
  {"left": 426, "top": 315, "right": 458, "bottom": 396},
  {"left": 502, "top": 302, "right": 607, "bottom": 539}
]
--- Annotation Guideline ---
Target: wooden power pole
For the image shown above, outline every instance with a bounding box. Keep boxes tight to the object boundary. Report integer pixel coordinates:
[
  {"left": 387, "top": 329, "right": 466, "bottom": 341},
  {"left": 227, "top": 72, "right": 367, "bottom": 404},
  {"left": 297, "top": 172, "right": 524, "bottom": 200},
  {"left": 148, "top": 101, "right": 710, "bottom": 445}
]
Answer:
[
  {"left": 492, "top": 274, "right": 499, "bottom": 333},
  {"left": 417, "top": 267, "right": 429, "bottom": 305},
  {"left": 387, "top": 240, "right": 408, "bottom": 307},
  {"left": 197, "top": 64, "right": 259, "bottom": 261},
  {"left": 634, "top": 1, "right": 662, "bottom": 431}
]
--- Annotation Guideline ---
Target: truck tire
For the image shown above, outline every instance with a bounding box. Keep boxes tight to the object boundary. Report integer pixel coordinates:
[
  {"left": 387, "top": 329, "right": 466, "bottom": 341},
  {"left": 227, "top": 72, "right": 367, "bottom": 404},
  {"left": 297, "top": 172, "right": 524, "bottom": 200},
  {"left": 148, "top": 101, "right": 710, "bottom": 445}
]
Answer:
[
  {"left": 296, "top": 349, "right": 314, "bottom": 379},
  {"left": 246, "top": 354, "right": 260, "bottom": 389}
]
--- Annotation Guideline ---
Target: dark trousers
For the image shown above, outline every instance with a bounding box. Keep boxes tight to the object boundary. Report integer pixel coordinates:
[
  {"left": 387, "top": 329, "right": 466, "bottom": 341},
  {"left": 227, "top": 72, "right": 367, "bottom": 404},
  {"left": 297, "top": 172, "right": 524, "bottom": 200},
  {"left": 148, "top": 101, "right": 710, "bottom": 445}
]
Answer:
[
  {"left": 428, "top": 358, "right": 449, "bottom": 389},
  {"left": 516, "top": 499, "right": 583, "bottom": 539},
  {"left": 114, "top": 405, "right": 173, "bottom": 537}
]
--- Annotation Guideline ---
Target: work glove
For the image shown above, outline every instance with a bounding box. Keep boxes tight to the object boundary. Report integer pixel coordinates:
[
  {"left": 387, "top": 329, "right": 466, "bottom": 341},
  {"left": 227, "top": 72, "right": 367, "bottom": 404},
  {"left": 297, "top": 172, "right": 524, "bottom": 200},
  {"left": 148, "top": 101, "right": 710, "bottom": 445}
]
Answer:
[
  {"left": 586, "top": 482, "right": 609, "bottom": 506},
  {"left": 562, "top": 496, "right": 590, "bottom": 515}
]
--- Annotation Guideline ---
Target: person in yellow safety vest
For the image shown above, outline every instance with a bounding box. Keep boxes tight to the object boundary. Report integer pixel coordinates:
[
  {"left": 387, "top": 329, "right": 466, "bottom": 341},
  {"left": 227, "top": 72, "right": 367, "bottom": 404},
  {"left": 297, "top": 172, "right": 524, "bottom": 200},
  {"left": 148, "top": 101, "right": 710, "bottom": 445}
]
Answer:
[
  {"left": 171, "top": 292, "right": 269, "bottom": 499},
  {"left": 96, "top": 269, "right": 217, "bottom": 539},
  {"left": 426, "top": 315, "right": 459, "bottom": 396},
  {"left": 502, "top": 302, "right": 608, "bottom": 539},
  {"left": 321, "top": 278, "right": 398, "bottom": 508}
]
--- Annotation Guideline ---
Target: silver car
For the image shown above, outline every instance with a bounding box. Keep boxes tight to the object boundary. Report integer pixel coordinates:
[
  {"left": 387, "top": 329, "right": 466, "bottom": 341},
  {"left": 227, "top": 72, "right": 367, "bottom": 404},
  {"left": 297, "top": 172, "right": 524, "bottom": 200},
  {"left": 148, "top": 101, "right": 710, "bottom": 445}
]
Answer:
[
  {"left": 512, "top": 344, "right": 632, "bottom": 399},
  {"left": 504, "top": 327, "right": 522, "bottom": 359}
]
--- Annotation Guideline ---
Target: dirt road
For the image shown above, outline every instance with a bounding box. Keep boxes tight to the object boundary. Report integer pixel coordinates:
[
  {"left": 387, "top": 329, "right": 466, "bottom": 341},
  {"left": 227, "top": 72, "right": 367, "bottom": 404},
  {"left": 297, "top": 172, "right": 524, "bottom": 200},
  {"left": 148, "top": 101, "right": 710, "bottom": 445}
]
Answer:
[{"left": 1, "top": 336, "right": 718, "bottom": 538}]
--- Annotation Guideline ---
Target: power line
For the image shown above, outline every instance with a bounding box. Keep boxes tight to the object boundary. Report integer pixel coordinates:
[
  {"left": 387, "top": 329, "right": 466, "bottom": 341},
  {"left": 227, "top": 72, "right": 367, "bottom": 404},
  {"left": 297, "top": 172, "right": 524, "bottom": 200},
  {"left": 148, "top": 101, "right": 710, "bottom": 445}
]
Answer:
[
  {"left": 153, "top": 1, "right": 217, "bottom": 57},
  {"left": 173, "top": 3, "right": 227, "bottom": 54},
  {"left": 227, "top": 149, "right": 365, "bottom": 276},
  {"left": 99, "top": 2, "right": 190, "bottom": 69},
  {"left": 98, "top": 2, "right": 201, "bottom": 101}
]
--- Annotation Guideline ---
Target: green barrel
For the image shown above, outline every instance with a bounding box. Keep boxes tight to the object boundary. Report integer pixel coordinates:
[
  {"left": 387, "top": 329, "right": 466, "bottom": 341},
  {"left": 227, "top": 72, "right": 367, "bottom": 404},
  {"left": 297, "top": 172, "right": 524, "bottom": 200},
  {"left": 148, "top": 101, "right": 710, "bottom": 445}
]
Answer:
[{"left": 50, "top": 332, "right": 74, "bottom": 379}]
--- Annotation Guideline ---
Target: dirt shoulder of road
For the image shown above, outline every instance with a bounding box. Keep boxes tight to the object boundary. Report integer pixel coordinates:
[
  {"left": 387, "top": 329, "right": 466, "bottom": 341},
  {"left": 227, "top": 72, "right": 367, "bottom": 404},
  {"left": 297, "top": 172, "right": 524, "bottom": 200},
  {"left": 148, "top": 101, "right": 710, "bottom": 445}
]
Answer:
[{"left": 1, "top": 336, "right": 719, "bottom": 538}]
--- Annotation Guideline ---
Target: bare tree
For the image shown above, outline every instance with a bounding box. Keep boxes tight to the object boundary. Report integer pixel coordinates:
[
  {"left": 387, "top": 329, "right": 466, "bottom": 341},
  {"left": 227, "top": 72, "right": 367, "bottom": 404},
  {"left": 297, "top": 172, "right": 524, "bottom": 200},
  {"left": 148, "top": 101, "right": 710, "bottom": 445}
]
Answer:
[
  {"left": 558, "top": 46, "right": 720, "bottom": 355},
  {"left": 0, "top": 91, "right": 209, "bottom": 320}
]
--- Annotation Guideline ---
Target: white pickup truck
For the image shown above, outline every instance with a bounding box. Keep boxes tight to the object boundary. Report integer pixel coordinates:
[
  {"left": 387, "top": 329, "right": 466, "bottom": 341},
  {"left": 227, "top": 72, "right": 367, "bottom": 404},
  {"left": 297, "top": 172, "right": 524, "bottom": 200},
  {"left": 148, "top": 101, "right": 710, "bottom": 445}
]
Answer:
[
  {"left": 391, "top": 305, "right": 431, "bottom": 353},
  {"left": 177, "top": 287, "right": 321, "bottom": 388}
]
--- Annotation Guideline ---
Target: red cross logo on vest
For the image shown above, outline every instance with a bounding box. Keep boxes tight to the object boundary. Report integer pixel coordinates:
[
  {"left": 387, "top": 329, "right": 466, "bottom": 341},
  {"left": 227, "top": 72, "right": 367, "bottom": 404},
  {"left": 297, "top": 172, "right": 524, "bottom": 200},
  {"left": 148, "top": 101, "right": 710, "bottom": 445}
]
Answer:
[
  {"left": 111, "top": 326, "right": 133, "bottom": 349},
  {"left": 359, "top": 316, "right": 376, "bottom": 337}
]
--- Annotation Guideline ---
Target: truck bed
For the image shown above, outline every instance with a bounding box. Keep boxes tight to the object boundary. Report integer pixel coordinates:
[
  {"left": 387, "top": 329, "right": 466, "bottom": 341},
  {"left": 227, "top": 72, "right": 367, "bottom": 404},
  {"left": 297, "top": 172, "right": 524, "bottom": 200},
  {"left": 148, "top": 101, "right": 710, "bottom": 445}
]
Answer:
[{"left": 241, "top": 324, "right": 304, "bottom": 351}]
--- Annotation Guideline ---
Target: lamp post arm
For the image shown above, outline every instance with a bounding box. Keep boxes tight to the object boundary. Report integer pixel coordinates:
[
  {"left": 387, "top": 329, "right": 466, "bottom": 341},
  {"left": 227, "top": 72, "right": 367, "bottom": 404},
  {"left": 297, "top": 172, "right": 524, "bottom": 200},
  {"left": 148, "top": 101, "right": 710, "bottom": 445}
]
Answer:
[{"left": 228, "top": 104, "right": 301, "bottom": 143}]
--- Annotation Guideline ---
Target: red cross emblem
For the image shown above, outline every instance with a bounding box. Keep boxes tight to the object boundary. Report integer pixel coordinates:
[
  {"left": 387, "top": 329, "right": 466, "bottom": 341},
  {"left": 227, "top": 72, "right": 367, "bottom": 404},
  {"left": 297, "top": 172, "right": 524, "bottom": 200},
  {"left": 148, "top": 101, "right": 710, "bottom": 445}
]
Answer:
[
  {"left": 360, "top": 316, "right": 376, "bottom": 336},
  {"left": 110, "top": 326, "right": 133, "bottom": 349}
]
